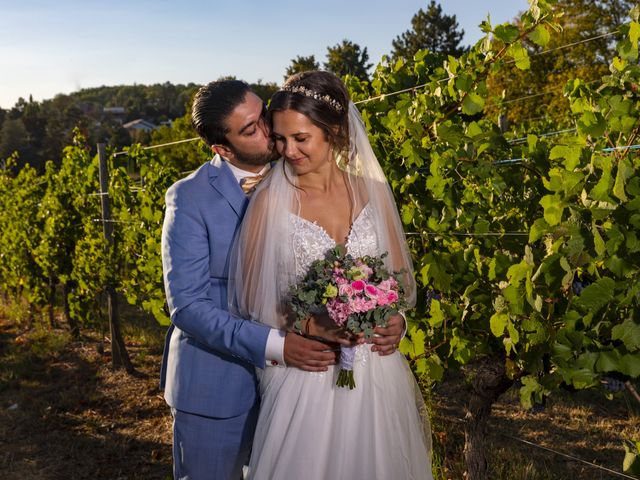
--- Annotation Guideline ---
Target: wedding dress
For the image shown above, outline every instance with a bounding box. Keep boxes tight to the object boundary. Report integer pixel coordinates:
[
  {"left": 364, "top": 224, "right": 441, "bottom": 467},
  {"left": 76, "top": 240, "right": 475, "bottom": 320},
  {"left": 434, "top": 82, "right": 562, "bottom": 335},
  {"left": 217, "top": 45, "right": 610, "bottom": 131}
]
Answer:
[{"left": 245, "top": 203, "right": 433, "bottom": 480}]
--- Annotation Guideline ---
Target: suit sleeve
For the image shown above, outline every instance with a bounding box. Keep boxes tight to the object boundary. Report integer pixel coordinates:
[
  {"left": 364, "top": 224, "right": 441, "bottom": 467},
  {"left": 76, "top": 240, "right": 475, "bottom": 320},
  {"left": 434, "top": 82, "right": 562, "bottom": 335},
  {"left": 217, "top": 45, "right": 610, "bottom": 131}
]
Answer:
[{"left": 161, "top": 182, "right": 270, "bottom": 368}]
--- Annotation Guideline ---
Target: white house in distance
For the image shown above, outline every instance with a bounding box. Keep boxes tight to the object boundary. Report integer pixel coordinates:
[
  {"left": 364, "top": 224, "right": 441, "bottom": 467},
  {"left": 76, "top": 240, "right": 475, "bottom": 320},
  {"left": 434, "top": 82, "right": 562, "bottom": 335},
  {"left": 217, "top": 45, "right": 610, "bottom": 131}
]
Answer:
[{"left": 123, "top": 119, "right": 157, "bottom": 134}]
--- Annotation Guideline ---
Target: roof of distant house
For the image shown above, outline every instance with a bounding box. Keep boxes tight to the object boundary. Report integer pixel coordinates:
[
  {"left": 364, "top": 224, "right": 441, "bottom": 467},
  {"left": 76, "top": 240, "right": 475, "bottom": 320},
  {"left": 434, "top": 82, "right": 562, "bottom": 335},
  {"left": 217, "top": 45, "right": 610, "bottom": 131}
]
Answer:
[{"left": 123, "top": 119, "right": 157, "bottom": 130}]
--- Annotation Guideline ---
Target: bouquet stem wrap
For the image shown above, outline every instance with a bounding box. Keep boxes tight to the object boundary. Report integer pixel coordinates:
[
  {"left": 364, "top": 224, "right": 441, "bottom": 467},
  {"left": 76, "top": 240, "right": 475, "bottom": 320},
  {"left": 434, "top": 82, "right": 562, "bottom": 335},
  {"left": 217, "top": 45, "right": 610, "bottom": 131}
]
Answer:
[{"left": 337, "top": 345, "right": 356, "bottom": 389}]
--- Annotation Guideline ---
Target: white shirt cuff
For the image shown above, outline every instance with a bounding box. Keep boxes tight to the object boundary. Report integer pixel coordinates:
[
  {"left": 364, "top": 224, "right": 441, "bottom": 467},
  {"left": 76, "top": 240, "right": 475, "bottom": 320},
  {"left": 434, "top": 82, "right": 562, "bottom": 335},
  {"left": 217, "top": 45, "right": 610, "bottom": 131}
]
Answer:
[{"left": 265, "top": 328, "right": 286, "bottom": 367}]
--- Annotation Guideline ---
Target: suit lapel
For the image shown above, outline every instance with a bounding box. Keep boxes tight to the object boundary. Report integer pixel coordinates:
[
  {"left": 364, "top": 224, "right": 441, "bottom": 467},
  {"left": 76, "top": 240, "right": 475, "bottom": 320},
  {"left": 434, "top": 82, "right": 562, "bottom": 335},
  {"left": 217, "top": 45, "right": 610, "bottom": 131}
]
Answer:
[{"left": 208, "top": 155, "right": 248, "bottom": 217}]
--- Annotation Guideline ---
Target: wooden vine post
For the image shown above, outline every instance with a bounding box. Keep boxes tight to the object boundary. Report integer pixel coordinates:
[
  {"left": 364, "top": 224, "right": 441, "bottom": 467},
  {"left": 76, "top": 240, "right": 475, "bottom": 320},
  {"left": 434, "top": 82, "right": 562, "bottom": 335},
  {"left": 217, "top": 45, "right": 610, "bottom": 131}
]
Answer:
[{"left": 97, "top": 143, "right": 133, "bottom": 372}]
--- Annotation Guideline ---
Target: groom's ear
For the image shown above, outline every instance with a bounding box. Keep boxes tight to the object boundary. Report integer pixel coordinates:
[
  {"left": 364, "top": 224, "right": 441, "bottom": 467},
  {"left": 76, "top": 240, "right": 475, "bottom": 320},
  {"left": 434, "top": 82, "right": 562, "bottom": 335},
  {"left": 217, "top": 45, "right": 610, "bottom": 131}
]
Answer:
[{"left": 213, "top": 144, "right": 232, "bottom": 159}]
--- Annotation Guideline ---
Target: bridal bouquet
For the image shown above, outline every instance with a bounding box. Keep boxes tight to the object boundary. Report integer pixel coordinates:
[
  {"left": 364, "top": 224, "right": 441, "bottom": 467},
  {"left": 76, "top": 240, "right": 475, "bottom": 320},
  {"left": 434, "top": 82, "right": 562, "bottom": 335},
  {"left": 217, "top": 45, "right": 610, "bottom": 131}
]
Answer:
[{"left": 287, "top": 245, "right": 407, "bottom": 389}]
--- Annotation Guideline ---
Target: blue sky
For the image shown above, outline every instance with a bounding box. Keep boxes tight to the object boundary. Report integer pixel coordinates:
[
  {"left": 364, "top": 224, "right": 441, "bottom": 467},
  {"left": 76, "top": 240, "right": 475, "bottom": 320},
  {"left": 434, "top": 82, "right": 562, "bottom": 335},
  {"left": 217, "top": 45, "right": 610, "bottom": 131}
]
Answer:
[{"left": 0, "top": 0, "right": 528, "bottom": 109}]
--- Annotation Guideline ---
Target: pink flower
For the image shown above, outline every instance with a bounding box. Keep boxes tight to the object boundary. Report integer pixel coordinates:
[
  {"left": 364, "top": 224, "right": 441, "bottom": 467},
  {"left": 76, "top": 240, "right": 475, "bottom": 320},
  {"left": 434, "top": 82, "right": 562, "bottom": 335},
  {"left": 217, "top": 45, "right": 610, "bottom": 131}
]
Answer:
[
  {"left": 334, "top": 275, "right": 348, "bottom": 286},
  {"left": 327, "top": 298, "right": 351, "bottom": 325},
  {"left": 349, "top": 296, "right": 377, "bottom": 313},
  {"left": 376, "top": 292, "right": 390, "bottom": 306},
  {"left": 358, "top": 264, "right": 373, "bottom": 278},
  {"left": 378, "top": 279, "right": 392, "bottom": 292},
  {"left": 351, "top": 280, "right": 365, "bottom": 292},
  {"left": 339, "top": 283, "right": 354, "bottom": 297},
  {"left": 386, "top": 290, "right": 399, "bottom": 304},
  {"left": 364, "top": 284, "right": 379, "bottom": 298}
]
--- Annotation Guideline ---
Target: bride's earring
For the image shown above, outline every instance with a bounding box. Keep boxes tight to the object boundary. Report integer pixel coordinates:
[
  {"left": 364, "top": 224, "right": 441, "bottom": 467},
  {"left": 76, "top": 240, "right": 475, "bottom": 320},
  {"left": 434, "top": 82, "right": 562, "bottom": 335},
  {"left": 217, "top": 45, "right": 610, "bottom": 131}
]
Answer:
[{"left": 334, "top": 149, "right": 349, "bottom": 169}]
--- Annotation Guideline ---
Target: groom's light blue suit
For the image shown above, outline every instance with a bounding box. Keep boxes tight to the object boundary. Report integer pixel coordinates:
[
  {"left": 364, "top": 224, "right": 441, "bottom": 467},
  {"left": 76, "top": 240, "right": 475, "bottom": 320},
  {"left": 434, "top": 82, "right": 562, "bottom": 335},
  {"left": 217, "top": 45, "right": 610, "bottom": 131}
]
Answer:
[{"left": 161, "top": 154, "right": 272, "bottom": 479}]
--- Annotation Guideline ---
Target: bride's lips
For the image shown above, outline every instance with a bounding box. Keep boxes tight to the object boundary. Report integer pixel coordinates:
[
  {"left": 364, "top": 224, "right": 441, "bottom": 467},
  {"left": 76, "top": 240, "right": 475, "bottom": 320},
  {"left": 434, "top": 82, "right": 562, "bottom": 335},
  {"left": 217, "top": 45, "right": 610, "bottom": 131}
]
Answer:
[{"left": 286, "top": 157, "right": 305, "bottom": 165}]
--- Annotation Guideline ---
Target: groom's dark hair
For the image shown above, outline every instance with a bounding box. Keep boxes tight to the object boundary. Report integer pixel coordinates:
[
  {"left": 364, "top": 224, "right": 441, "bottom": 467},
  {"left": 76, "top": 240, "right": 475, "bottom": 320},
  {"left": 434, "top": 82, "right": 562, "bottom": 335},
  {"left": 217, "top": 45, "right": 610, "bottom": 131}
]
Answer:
[{"left": 191, "top": 79, "right": 251, "bottom": 147}]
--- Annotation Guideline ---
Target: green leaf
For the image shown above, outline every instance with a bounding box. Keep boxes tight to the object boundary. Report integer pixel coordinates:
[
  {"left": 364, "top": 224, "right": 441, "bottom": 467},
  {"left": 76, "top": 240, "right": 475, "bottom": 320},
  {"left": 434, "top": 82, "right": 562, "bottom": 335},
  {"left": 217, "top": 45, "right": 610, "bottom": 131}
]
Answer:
[
  {"left": 507, "top": 43, "right": 530, "bottom": 70},
  {"left": 462, "top": 92, "right": 485, "bottom": 115},
  {"left": 504, "top": 284, "right": 525, "bottom": 314},
  {"left": 529, "top": 25, "right": 550, "bottom": 47},
  {"left": 612, "top": 56, "right": 627, "bottom": 71},
  {"left": 429, "top": 299, "right": 445, "bottom": 327},
  {"left": 423, "top": 354, "right": 445, "bottom": 381},
  {"left": 519, "top": 376, "right": 545, "bottom": 409},
  {"left": 553, "top": 145, "right": 583, "bottom": 170},
  {"left": 612, "top": 319, "right": 640, "bottom": 351},
  {"left": 401, "top": 204, "right": 415, "bottom": 225},
  {"left": 494, "top": 24, "right": 520, "bottom": 43},
  {"left": 619, "top": 354, "right": 640, "bottom": 377},
  {"left": 529, "top": 217, "right": 549, "bottom": 242},
  {"left": 623, "top": 440, "right": 640, "bottom": 475},
  {"left": 577, "top": 112, "right": 606, "bottom": 138},
  {"left": 490, "top": 312, "right": 509, "bottom": 337},
  {"left": 630, "top": 21, "right": 640, "bottom": 46},
  {"left": 437, "top": 121, "right": 464, "bottom": 144},
  {"left": 574, "top": 277, "right": 615, "bottom": 313},
  {"left": 596, "top": 350, "right": 621, "bottom": 372},
  {"left": 540, "top": 195, "right": 564, "bottom": 226},
  {"left": 466, "top": 121, "right": 483, "bottom": 139},
  {"left": 399, "top": 326, "right": 426, "bottom": 358},
  {"left": 455, "top": 74, "right": 473, "bottom": 93},
  {"left": 613, "top": 157, "right": 633, "bottom": 202},
  {"left": 593, "top": 222, "right": 606, "bottom": 256}
]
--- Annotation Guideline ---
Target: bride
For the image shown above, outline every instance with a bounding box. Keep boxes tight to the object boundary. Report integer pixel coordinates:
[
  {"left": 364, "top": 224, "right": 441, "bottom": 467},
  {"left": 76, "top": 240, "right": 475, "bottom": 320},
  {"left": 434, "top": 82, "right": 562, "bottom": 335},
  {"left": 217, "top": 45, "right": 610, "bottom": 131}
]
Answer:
[{"left": 230, "top": 71, "right": 433, "bottom": 479}]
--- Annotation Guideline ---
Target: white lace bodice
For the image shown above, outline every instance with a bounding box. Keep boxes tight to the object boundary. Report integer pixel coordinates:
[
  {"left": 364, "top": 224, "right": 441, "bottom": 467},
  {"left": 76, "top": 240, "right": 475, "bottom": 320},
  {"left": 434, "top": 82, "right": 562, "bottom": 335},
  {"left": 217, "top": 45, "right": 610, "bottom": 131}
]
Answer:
[{"left": 289, "top": 204, "right": 379, "bottom": 278}]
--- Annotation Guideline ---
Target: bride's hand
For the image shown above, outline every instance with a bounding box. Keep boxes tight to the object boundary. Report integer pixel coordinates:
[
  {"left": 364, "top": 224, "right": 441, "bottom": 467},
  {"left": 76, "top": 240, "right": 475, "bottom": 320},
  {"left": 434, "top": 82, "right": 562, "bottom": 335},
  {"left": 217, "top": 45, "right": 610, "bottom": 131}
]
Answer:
[
  {"left": 369, "top": 313, "right": 405, "bottom": 356},
  {"left": 306, "top": 314, "right": 356, "bottom": 347}
]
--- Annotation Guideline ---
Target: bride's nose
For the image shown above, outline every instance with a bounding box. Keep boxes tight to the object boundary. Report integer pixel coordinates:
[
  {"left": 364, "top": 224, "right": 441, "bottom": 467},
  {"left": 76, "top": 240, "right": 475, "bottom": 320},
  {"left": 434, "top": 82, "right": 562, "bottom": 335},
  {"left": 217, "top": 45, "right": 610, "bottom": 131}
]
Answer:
[{"left": 283, "top": 140, "right": 298, "bottom": 158}]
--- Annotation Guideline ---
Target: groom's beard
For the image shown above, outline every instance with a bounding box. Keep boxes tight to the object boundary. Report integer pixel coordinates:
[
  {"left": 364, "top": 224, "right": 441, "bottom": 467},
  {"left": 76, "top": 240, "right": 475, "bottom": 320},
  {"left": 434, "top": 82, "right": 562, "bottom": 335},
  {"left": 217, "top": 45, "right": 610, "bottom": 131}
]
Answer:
[{"left": 230, "top": 141, "right": 278, "bottom": 167}]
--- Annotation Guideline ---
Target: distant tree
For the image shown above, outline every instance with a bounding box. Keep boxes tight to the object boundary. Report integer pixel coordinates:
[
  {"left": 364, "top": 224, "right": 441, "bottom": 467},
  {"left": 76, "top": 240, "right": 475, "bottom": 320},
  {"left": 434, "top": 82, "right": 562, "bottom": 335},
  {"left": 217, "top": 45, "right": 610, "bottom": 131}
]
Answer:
[
  {"left": 391, "top": 1, "right": 466, "bottom": 60},
  {"left": 486, "top": 0, "right": 633, "bottom": 128},
  {"left": 249, "top": 80, "right": 279, "bottom": 102},
  {"left": 0, "top": 119, "right": 29, "bottom": 167},
  {"left": 324, "top": 40, "right": 373, "bottom": 81},
  {"left": 285, "top": 55, "right": 321, "bottom": 80}
]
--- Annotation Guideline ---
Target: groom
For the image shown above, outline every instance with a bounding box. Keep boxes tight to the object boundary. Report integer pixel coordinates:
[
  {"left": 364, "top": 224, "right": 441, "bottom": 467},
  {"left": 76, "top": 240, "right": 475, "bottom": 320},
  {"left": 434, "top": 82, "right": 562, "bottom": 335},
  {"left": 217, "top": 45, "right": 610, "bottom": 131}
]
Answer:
[{"left": 161, "top": 79, "right": 405, "bottom": 479}]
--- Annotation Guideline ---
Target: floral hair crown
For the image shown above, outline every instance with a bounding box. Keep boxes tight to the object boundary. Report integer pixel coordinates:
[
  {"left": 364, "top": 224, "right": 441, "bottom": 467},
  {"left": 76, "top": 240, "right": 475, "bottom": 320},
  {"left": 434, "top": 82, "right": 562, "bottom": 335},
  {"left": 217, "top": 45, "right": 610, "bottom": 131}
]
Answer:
[{"left": 280, "top": 84, "right": 345, "bottom": 113}]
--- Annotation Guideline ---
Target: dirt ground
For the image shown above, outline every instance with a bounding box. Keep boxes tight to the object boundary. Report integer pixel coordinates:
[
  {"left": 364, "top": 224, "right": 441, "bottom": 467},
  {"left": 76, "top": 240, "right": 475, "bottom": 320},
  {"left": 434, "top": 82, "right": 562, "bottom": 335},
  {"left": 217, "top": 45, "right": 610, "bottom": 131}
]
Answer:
[
  {"left": 0, "top": 313, "right": 638, "bottom": 480},
  {"left": 0, "top": 316, "right": 173, "bottom": 479}
]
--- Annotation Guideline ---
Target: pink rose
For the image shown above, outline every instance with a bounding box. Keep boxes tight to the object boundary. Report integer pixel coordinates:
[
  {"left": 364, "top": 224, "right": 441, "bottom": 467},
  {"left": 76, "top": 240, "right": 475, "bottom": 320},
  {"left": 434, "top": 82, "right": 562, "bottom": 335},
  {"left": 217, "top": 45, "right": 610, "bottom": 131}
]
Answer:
[
  {"left": 386, "top": 290, "right": 399, "bottom": 304},
  {"left": 335, "top": 275, "right": 348, "bottom": 286},
  {"left": 377, "top": 292, "right": 390, "bottom": 306},
  {"left": 349, "top": 297, "right": 368, "bottom": 313},
  {"left": 351, "top": 280, "right": 365, "bottom": 292},
  {"left": 364, "top": 284, "right": 380, "bottom": 298},
  {"left": 339, "top": 283, "right": 354, "bottom": 297},
  {"left": 349, "top": 296, "right": 377, "bottom": 313}
]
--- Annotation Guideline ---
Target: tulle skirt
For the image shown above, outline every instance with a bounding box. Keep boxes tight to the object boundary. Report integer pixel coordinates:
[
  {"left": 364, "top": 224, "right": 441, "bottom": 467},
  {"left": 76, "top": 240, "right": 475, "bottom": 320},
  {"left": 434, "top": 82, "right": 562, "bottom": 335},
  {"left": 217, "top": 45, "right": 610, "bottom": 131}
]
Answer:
[{"left": 246, "top": 345, "right": 433, "bottom": 480}]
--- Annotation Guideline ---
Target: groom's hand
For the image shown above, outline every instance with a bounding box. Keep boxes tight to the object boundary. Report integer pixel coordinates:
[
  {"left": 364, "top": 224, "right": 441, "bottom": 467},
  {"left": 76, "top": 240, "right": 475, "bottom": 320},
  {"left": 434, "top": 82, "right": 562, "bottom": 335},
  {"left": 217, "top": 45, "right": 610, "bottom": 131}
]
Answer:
[
  {"left": 283, "top": 333, "right": 339, "bottom": 372},
  {"left": 370, "top": 313, "right": 405, "bottom": 356},
  {"left": 307, "top": 314, "right": 356, "bottom": 347}
]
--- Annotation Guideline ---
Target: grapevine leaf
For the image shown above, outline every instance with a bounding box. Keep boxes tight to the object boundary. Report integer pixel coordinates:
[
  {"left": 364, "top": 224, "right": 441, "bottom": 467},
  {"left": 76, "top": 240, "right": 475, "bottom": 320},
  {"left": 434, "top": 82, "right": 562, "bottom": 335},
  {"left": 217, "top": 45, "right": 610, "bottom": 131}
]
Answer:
[
  {"left": 490, "top": 312, "right": 509, "bottom": 337},
  {"left": 611, "top": 319, "right": 640, "bottom": 351}
]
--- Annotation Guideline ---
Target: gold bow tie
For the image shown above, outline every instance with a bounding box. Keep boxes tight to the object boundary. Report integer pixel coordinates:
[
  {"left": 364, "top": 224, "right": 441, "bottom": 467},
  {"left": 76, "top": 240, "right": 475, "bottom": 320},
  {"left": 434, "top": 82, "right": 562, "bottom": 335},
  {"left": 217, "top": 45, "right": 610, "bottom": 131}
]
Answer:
[{"left": 240, "top": 172, "right": 267, "bottom": 194}]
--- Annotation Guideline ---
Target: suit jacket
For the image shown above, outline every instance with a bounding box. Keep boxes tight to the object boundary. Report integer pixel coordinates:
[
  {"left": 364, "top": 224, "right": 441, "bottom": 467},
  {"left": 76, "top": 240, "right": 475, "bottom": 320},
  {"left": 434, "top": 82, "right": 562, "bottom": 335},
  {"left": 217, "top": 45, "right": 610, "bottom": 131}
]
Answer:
[{"left": 160, "top": 154, "right": 271, "bottom": 418}]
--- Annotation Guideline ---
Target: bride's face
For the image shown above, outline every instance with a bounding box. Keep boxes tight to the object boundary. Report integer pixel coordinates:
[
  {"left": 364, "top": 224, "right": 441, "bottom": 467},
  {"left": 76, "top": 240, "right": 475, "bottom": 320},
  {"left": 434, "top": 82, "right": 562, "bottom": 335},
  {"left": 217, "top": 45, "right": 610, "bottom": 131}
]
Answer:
[{"left": 271, "top": 109, "right": 334, "bottom": 176}]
